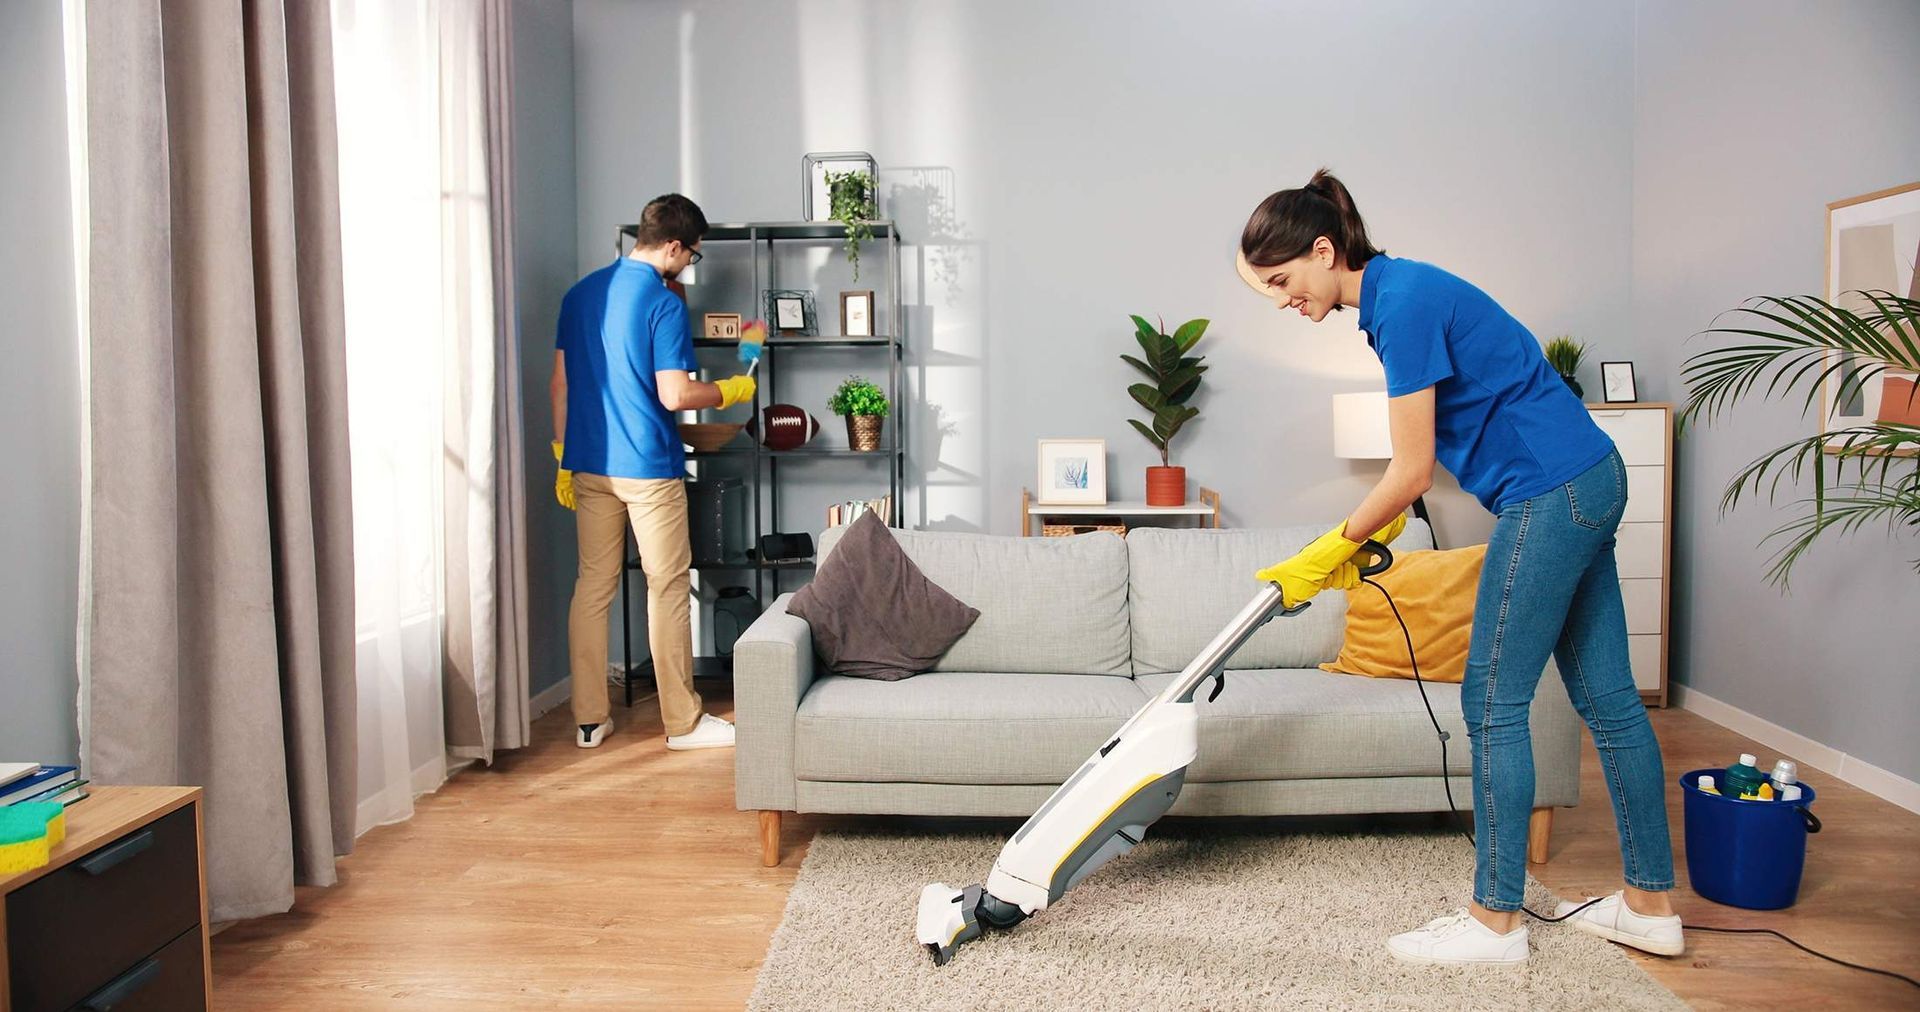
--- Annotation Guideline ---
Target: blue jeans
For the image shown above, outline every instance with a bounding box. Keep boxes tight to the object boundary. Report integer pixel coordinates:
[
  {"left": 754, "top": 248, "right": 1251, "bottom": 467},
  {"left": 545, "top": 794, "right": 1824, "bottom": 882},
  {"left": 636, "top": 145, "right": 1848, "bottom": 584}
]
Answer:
[{"left": 1463, "top": 448, "right": 1675, "bottom": 911}]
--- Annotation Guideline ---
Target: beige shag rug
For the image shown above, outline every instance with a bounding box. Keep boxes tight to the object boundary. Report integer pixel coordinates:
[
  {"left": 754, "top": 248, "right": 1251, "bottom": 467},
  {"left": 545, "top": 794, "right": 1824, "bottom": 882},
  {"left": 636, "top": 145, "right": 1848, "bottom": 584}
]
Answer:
[{"left": 749, "top": 825, "right": 1686, "bottom": 1011}]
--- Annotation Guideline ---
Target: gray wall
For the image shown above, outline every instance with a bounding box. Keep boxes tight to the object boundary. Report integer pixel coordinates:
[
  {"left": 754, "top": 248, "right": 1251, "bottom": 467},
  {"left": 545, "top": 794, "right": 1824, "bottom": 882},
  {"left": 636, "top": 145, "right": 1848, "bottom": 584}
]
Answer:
[
  {"left": 512, "top": 0, "right": 581, "bottom": 701},
  {"left": 571, "top": 0, "right": 1636, "bottom": 554},
  {"left": 1631, "top": 0, "right": 1920, "bottom": 782},
  {"left": 0, "top": 2, "right": 82, "bottom": 764}
]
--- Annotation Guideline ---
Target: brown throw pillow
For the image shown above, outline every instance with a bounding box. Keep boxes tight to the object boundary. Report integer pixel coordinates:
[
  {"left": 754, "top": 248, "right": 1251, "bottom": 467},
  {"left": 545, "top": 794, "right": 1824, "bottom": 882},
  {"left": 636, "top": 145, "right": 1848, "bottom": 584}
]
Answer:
[{"left": 787, "top": 512, "right": 981, "bottom": 680}]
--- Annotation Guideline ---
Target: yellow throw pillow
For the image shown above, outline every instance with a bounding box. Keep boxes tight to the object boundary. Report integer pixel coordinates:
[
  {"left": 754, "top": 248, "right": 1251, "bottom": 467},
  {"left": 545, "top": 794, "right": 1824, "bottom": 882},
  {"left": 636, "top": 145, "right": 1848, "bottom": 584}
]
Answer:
[{"left": 1320, "top": 543, "right": 1487, "bottom": 683}]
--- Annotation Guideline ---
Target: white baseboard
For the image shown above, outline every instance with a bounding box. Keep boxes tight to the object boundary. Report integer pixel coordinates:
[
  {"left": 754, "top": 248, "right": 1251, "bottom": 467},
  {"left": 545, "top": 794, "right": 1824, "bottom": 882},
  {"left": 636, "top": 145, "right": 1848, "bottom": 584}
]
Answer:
[{"left": 1671, "top": 684, "right": 1920, "bottom": 815}]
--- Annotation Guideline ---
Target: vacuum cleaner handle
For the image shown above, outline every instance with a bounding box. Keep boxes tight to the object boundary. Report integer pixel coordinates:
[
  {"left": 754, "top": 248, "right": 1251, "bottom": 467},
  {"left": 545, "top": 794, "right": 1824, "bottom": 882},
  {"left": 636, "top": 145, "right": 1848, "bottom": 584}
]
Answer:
[{"left": 1355, "top": 539, "right": 1393, "bottom": 578}]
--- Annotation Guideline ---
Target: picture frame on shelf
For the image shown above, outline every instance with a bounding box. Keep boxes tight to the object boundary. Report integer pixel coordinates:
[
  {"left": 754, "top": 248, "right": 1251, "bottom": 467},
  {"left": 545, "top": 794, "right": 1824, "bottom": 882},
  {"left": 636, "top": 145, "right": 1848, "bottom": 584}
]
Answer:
[
  {"left": 764, "top": 290, "right": 817, "bottom": 337},
  {"left": 703, "top": 313, "right": 742, "bottom": 340},
  {"left": 1825, "top": 182, "right": 1920, "bottom": 435},
  {"left": 1035, "top": 438, "right": 1108, "bottom": 506},
  {"left": 840, "top": 290, "right": 874, "bottom": 337},
  {"left": 1601, "top": 361, "right": 1637, "bottom": 404}
]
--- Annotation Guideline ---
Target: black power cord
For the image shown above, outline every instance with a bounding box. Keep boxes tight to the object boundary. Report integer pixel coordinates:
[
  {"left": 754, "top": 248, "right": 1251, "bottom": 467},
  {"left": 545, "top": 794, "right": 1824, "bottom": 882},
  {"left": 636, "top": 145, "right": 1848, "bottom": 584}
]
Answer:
[{"left": 1359, "top": 574, "right": 1920, "bottom": 991}]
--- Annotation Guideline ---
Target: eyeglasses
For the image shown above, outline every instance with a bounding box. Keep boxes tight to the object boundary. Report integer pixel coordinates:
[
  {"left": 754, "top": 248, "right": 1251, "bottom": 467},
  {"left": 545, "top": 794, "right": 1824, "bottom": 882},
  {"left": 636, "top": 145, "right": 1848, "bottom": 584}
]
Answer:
[{"left": 683, "top": 245, "right": 704, "bottom": 266}]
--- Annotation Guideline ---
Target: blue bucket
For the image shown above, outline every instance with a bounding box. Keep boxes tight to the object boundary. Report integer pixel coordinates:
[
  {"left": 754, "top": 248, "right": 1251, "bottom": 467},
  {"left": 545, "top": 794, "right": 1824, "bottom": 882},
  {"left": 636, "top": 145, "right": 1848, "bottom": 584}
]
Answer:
[{"left": 1680, "top": 768, "right": 1820, "bottom": 910}]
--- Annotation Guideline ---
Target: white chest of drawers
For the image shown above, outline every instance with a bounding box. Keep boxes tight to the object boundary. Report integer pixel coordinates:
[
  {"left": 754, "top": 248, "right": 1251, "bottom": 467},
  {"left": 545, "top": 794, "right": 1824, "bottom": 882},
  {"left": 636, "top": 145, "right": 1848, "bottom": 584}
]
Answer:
[{"left": 1587, "top": 403, "right": 1672, "bottom": 706}]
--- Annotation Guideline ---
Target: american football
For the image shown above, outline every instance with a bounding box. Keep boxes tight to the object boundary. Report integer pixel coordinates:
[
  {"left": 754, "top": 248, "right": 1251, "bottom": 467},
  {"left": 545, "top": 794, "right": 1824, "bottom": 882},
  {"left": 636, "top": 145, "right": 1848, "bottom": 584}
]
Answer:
[{"left": 747, "top": 403, "right": 821, "bottom": 450}]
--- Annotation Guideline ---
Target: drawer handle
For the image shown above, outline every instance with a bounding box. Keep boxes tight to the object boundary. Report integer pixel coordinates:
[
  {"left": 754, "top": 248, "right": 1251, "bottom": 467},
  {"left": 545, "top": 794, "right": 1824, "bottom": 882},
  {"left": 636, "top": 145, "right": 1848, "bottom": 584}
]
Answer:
[
  {"left": 79, "top": 828, "right": 154, "bottom": 876},
  {"left": 77, "top": 955, "right": 161, "bottom": 1010}
]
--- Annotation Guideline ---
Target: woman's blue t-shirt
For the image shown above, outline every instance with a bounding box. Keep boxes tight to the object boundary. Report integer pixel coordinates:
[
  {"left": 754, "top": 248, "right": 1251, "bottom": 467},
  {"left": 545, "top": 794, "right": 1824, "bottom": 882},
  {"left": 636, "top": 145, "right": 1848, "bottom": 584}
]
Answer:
[
  {"left": 556, "top": 258, "right": 697, "bottom": 479},
  {"left": 1355, "top": 255, "right": 1613, "bottom": 513}
]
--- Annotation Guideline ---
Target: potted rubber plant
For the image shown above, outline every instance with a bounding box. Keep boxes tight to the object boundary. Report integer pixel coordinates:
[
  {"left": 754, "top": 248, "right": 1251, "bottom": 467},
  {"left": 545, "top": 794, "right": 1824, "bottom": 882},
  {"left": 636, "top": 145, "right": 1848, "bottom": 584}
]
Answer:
[
  {"left": 1545, "top": 335, "right": 1588, "bottom": 399},
  {"left": 826, "top": 169, "right": 876, "bottom": 281},
  {"left": 1122, "top": 315, "right": 1209, "bottom": 506},
  {"left": 829, "top": 375, "right": 891, "bottom": 452}
]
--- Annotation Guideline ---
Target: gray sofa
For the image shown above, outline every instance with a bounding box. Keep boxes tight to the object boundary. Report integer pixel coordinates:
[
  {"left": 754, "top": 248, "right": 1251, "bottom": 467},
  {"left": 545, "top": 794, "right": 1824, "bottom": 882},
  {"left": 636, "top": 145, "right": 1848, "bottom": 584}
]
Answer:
[{"left": 734, "top": 520, "right": 1582, "bottom": 866}]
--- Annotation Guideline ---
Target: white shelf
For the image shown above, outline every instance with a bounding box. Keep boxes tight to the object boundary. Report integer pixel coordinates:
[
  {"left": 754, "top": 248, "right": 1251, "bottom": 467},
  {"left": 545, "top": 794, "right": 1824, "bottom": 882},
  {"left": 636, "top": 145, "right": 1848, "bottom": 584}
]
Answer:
[{"left": 1028, "top": 501, "right": 1215, "bottom": 516}]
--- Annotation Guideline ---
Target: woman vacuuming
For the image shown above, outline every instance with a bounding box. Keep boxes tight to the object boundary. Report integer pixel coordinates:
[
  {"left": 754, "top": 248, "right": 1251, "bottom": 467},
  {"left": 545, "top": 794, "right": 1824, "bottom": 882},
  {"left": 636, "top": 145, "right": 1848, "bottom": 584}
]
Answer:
[{"left": 1239, "top": 170, "right": 1682, "bottom": 966}]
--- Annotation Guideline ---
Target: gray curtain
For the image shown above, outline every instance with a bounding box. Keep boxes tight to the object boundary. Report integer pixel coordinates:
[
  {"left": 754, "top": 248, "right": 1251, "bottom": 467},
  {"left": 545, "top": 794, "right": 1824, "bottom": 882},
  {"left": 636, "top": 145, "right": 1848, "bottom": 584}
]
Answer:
[
  {"left": 442, "top": 0, "right": 531, "bottom": 763},
  {"left": 83, "top": 0, "right": 356, "bottom": 921}
]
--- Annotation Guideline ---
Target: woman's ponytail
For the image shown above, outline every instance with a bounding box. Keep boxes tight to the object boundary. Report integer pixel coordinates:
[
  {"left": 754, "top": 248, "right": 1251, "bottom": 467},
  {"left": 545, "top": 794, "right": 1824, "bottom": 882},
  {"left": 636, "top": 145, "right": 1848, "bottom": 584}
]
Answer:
[{"left": 1240, "top": 168, "right": 1383, "bottom": 270}]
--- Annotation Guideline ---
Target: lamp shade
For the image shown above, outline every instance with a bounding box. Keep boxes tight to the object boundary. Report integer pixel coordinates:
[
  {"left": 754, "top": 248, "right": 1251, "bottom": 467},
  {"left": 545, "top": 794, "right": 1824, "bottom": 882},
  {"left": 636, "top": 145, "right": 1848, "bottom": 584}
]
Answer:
[{"left": 1332, "top": 391, "right": 1393, "bottom": 459}]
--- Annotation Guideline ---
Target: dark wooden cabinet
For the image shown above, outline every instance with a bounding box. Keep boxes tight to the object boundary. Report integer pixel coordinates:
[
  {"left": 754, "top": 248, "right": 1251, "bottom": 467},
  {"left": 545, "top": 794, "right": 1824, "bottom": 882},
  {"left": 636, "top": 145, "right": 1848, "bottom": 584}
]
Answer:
[{"left": 2, "top": 788, "right": 208, "bottom": 1012}]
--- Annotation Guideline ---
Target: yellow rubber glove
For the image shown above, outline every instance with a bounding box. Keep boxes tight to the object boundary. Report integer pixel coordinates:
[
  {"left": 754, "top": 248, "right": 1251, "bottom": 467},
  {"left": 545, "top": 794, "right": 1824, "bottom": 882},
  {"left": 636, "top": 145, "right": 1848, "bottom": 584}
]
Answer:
[
  {"left": 715, "top": 374, "right": 757, "bottom": 410},
  {"left": 1272, "top": 514, "right": 1410, "bottom": 598},
  {"left": 552, "top": 440, "right": 575, "bottom": 511},
  {"left": 1256, "top": 524, "right": 1365, "bottom": 608}
]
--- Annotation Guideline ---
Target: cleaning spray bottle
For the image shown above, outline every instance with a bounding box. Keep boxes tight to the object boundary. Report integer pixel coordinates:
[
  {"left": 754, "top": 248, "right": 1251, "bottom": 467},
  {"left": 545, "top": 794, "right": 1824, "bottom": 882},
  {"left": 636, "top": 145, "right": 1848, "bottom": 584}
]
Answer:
[
  {"left": 1724, "top": 753, "right": 1767, "bottom": 799},
  {"left": 1770, "top": 759, "right": 1799, "bottom": 799}
]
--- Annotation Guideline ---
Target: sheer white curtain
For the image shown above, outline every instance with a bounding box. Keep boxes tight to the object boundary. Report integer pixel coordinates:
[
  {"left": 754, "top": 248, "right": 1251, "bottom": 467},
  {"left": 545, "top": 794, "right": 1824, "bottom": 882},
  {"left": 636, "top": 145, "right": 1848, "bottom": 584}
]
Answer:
[{"left": 333, "top": 0, "right": 447, "bottom": 833}]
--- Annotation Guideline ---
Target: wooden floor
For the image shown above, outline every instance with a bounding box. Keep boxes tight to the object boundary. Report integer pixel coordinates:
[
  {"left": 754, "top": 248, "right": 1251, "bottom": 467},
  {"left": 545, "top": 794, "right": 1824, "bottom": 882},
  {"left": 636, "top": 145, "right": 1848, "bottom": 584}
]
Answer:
[{"left": 212, "top": 688, "right": 1920, "bottom": 1010}]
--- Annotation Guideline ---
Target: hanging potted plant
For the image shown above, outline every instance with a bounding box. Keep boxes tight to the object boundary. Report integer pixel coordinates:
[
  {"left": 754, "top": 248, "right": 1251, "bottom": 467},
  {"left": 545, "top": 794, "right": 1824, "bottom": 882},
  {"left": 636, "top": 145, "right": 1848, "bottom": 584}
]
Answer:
[
  {"left": 1123, "top": 315, "right": 1209, "bottom": 506},
  {"left": 826, "top": 169, "right": 876, "bottom": 282},
  {"left": 829, "top": 375, "right": 890, "bottom": 452},
  {"left": 1545, "top": 334, "right": 1588, "bottom": 399}
]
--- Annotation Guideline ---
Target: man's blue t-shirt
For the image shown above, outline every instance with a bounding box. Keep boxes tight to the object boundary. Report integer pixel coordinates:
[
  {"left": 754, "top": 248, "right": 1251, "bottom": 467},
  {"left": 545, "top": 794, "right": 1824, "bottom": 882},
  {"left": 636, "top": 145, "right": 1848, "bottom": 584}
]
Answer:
[
  {"left": 1356, "top": 255, "right": 1613, "bottom": 513},
  {"left": 556, "top": 257, "right": 696, "bottom": 479}
]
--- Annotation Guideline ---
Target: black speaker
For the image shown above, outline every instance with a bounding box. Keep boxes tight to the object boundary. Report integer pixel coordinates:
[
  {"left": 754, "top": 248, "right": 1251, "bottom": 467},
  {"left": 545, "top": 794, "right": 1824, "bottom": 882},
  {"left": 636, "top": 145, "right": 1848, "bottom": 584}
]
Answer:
[{"left": 754, "top": 532, "right": 814, "bottom": 563}]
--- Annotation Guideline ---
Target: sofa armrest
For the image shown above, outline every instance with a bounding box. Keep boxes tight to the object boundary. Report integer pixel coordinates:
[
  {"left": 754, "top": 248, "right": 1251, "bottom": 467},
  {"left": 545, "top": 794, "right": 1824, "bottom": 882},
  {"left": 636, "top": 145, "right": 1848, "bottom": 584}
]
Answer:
[
  {"left": 1529, "top": 658, "right": 1583, "bottom": 809},
  {"left": 734, "top": 592, "right": 815, "bottom": 812}
]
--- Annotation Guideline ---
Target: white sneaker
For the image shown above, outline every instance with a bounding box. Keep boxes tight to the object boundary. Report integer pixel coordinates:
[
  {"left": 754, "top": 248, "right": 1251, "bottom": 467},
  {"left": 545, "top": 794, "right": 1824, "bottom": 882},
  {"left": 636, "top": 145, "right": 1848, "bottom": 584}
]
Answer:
[
  {"left": 1387, "top": 908, "right": 1530, "bottom": 966},
  {"left": 666, "top": 713, "right": 735, "bottom": 751},
  {"left": 1553, "top": 891, "right": 1685, "bottom": 956},
  {"left": 576, "top": 717, "right": 613, "bottom": 749}
]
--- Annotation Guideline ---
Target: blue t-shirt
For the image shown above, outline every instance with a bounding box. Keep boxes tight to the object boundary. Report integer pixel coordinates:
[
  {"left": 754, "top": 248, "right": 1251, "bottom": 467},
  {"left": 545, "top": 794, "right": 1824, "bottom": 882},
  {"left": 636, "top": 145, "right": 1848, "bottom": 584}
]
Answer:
[
  {"left": 556, "top": 257, "right": 696, "bottom": 479},
  {"left": 1356, "top": 255, "right": 1613, "bottom": 512}
]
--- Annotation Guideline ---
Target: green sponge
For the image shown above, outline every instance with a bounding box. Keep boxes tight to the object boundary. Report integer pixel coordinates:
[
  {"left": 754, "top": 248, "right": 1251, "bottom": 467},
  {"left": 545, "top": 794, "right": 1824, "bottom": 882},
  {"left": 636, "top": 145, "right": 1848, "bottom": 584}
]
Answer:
[{"left": 0, "top": 802, "right": 67, "bottom": 874}]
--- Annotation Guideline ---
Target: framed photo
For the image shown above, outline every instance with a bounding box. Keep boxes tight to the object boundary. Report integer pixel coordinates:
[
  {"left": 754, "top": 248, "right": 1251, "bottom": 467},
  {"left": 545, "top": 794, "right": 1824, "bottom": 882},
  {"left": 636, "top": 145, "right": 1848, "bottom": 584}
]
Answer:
[
  {"left": 703, "top": 313, "right": 742, "bottom": 340},
  {"left": 840, "top": 290, "right": 874, "bottom": 337},
  {"left": 1600, "top": 361, "right": 1637, "bottom": 404},
  {"left": 763, "top": 289, "right": 817, "bottom": 337},
  {"left": 1036, "top": 438, "right": 1108, "bottom": 506},
  {"left": 1825, "top": 182, "right": 1920, "bottom": 437}
]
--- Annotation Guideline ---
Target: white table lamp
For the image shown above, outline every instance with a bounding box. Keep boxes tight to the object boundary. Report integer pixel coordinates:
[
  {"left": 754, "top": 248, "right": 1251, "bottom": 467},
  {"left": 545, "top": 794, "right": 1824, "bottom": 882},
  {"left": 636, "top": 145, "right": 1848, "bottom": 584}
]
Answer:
[{"left": 1331, "top": 391, "right": 1433, "bottom": 536}]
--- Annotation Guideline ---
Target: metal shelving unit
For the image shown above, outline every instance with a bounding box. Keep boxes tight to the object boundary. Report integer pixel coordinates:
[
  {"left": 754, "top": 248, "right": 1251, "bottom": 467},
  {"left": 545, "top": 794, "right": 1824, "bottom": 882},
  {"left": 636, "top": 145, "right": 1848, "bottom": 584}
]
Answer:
[{"left": 611, "top": 220, "right": 905, "bottom": 699}]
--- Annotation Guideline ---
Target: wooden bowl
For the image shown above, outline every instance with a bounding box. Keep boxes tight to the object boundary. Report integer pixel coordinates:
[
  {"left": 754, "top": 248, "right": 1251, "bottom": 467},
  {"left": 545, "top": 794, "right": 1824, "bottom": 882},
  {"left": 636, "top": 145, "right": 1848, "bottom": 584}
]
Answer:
[{"left": 679, "top": 422, "right": 744, "bottom": 452}]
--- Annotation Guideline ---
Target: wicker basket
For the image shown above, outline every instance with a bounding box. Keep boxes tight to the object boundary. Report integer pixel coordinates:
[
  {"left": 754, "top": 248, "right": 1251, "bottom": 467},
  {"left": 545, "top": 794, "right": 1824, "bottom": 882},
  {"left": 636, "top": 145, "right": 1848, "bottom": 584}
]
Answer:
[
  {"left": 1041, "top": 521, "right": 1127, "bottom": 538},
  {"left": 847, "top": 414, "right": 884, "bottom": 452}
]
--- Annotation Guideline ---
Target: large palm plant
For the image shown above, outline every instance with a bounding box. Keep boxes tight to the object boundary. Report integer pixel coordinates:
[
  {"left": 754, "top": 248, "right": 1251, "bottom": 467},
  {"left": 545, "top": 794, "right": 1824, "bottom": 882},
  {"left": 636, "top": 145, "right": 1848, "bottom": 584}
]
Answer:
[{"left": 1681, "top": 290, "right": 1919, "bottom": 586}]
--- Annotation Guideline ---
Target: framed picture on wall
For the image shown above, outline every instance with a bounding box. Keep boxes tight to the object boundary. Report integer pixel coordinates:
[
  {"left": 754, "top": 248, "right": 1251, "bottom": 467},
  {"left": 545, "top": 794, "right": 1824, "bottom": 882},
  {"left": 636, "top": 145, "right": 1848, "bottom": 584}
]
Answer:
[
  {"left": 1036, "top": 438, "right": 1108, "bottom": 506},
  {"left": 1825, "top": 181, "right": 1920, "bottom": 437},
  {"left": 1601, "top": 361, "right": 1637, "bottom": 403},
  {"left": 763, "top": 290, "right": 817, "bottom": 337},
  {"left": 840, "top": 290, "right": 874, "bottom": 337}
]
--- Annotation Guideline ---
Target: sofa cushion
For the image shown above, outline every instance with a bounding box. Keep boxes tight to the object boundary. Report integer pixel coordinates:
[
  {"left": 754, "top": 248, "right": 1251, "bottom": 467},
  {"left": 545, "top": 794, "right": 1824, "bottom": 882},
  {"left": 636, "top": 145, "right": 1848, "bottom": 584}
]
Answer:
[
  {"left": 1133, "top": 666, "right": 1472, "bottom": 782},
  {"left": 787, "top": 512, "right": 981, "bottom": 680},
  {"left": 1126, "top": 520, "right": 1434, "bottom": 675},
  {"left": 794, "top": 671, "right": 1148, "bottom": 784},
  {"left": 816, "top": 526, "right": 1131, "bottom": 676}
]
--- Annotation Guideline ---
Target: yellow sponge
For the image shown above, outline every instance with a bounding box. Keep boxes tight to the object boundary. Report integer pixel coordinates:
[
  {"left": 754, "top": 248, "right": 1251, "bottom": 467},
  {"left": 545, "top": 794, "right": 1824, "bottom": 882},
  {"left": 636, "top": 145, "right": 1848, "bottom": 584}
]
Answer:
[{"left": 0, "top": 803, "right": 67, "bottom": 874}]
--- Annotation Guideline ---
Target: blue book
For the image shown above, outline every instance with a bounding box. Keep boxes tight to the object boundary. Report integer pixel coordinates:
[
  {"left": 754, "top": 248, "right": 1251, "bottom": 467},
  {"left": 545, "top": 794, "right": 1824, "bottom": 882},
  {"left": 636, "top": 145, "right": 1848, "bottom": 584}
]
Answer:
[{"left": 0, "top": 765, "right": 78, "bottom": 805}]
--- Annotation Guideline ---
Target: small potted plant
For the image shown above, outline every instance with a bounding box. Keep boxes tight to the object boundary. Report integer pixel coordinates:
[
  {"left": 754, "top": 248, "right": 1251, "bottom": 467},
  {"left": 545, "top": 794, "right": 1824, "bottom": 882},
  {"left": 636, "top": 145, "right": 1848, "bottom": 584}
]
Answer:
[
  {"left": 1545, "top": 335, "right": 1588, "bottom": 399},
  {"left": 829, "top": 375, "right": 890, "bottom": 452},
  {"left": 826, "top": 169, "right": 876, "bottom": 281},
  {"left": 1122, "top": 315, "right": 1209, "bottom": 506}
]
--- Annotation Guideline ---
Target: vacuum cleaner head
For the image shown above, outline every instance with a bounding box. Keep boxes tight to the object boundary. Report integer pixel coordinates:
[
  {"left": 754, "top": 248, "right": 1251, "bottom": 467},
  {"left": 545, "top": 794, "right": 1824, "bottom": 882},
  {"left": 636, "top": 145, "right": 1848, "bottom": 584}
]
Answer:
[{"left": 915, "top": 883, "right": 983, "bottom": 966}]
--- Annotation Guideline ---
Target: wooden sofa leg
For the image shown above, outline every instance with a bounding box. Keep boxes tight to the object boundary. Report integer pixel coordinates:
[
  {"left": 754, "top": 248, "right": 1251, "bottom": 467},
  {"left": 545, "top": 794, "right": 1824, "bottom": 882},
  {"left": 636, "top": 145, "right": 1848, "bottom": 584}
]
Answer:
[
  {"left": 760, "top": 811, "right": 782, "bottom": 867},
  {"left": 1528, "top": 807, "right": 1553, "bottom": 865}
]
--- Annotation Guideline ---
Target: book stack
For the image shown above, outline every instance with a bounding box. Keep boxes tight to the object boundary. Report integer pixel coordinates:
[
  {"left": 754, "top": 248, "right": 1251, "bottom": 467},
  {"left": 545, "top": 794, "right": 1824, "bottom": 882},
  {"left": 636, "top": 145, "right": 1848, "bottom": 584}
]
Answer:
[
  {"left": 1, "top": 762, "right": 89, "bottom": 808},
  {"left": 826, "top": 493, "right": 893, "bottom": 528}
]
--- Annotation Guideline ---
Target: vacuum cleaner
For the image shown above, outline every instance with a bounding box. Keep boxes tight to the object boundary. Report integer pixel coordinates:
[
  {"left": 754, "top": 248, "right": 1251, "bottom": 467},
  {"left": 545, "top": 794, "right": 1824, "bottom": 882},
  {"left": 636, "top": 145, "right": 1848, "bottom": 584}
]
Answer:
[{"left": 914, "top": 540, "right": 1393, "bottom": 966}]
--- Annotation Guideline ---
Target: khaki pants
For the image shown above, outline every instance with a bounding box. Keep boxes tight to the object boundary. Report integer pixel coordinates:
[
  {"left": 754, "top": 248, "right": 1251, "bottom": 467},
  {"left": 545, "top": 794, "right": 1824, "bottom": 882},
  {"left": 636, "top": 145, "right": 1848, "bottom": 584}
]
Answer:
[{"left": 568, "top": 473, "right": 702, "bottom": 736}]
